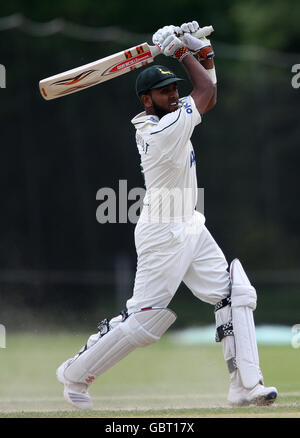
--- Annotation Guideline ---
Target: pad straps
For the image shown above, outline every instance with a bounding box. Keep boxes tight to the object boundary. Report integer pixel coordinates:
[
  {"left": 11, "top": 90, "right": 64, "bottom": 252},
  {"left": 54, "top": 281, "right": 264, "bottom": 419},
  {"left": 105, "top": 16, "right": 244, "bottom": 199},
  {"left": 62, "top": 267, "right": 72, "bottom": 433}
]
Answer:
[{"left": 214, "top": 296, "right": 233, "bottom": 343}]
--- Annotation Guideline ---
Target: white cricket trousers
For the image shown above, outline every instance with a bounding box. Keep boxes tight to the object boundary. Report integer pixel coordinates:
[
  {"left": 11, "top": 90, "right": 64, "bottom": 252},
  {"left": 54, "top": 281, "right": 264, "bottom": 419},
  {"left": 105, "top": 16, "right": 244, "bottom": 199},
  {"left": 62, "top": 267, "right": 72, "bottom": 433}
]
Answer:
[{"left": 126, "top": 211, "right": 231, "bottom": 313}]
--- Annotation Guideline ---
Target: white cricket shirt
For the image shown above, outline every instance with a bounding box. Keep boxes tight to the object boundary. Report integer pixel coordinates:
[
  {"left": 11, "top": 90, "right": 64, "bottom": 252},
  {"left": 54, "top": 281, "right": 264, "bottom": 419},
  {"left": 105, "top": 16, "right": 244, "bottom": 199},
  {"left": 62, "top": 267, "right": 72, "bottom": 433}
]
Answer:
[{"left": 132, "top": 95, "right": 205, "bottom": 224}]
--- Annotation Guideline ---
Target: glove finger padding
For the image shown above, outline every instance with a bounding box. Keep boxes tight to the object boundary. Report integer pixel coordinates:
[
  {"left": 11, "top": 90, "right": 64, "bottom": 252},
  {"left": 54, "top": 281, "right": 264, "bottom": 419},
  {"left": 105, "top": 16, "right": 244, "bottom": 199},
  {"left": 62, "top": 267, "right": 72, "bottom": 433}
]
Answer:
[
  {"left": 152, "top": 25, "right": 175, "bottom": 46},
  {"left": 181, "top": 21, "right": 200, "bottom": 34},
  {"left": 191, "top": 20, "right": 200, "bottom": 32},
  {"left": 173, "top": 25, "right": 183, "bottom": 37}
]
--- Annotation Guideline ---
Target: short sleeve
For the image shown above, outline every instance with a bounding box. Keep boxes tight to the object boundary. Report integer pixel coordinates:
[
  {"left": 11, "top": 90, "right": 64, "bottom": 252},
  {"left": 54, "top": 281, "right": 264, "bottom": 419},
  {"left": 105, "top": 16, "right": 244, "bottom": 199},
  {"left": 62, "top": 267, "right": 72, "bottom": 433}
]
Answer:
[{"left": 149, "top": 96, "right": 201, "bottom": 160}]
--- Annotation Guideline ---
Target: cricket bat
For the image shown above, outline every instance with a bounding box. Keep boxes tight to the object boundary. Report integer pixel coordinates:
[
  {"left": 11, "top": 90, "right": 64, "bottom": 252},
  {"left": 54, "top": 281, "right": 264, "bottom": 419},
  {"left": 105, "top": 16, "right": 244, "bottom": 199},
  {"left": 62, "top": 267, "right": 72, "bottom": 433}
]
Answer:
[{"left": 39, "top": 26, "right": 214, "bottom": 100}]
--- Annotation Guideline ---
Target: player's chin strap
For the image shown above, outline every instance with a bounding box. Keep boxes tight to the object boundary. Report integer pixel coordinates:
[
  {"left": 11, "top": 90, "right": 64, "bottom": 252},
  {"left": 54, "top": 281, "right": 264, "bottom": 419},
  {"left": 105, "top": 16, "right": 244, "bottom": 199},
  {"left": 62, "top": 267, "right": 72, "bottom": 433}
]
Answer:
[
  {"left": 63, "top": 307, "right": 177, "bottom": 386},
  {"left": 214, "top": 259, "right": 263, "bottom": 389}
]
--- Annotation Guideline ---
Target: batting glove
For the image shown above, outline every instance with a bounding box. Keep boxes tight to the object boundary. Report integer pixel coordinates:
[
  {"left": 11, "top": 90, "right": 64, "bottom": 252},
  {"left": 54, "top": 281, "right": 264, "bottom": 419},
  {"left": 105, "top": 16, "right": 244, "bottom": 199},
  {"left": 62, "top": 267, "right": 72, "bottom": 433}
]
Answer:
[
  {"left": 180, "top": 20, "right": 200, "bottom": 34},
  {"left": 152, "top": 25, "right": 176, "bottom": 51},
  {"left": 179, "top": 21, "right": 214, "bottom": 61},
  {"left": 184, "top": 33, "right": 214, "bottom": 61},
  {"left": 153, "top": 27, "right": 191, "bottom": 62}
]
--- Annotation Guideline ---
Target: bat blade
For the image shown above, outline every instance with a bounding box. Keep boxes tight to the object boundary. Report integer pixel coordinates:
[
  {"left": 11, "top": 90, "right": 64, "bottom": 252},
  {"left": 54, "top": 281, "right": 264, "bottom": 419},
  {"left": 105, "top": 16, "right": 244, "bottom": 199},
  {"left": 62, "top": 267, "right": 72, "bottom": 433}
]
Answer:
[{"left": 39, "top": 42, "right": 154, "bottom": 100}]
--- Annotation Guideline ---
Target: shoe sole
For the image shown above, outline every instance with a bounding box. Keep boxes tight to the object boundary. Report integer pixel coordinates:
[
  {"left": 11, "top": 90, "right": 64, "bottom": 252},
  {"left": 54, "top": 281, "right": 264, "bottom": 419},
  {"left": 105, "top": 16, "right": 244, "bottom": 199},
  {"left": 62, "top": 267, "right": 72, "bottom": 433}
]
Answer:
[
  {"left": 64, "top": 389, "right": 93, "bottom": 410},
  {"left": 228, "top": 391, "right": 278, "bottom": 407},
  {"left": 251, "top": 391, "right": 277, "bottom": 406}
]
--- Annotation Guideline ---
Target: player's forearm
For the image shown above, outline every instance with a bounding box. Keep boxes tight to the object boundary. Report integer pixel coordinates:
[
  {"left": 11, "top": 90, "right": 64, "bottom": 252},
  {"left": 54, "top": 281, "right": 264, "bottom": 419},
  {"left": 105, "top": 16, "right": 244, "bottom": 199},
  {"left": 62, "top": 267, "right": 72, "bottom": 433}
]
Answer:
[{"left": 181, "top": 53, "right": 215, "bottom": 114}]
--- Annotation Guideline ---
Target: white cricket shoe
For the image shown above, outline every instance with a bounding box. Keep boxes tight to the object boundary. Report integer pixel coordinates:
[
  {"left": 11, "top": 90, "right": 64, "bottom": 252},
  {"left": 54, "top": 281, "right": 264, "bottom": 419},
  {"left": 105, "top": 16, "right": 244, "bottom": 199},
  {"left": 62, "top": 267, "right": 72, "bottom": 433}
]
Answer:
[
  {"left": 228, "top": 383, "right": 278, "bottom": 407},
  {"left": 56, "top": 359, "right": 93, "bottom": 410},
  {"left": 227, "top": 370, "right": 278, "bottom": 407}
]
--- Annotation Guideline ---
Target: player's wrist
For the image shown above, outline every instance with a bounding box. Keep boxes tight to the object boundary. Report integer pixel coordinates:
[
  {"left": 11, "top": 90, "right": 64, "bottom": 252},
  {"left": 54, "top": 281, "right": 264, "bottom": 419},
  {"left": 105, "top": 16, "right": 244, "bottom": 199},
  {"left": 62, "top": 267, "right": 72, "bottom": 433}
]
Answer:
[
  {"left": 199, "top": 58, "right": 217, "bottom": 84},
  {"left": 196, "top": 45, "right": 214, "bottom": 62},
  {"left": 206, "top": 67, "right": 217, "bottom": 84},
  {"left": 174, "top": 46, "right": 192, "bottom": 62},
  {"left": 200, "top": 58, "right": 214, "bottom": 69}
]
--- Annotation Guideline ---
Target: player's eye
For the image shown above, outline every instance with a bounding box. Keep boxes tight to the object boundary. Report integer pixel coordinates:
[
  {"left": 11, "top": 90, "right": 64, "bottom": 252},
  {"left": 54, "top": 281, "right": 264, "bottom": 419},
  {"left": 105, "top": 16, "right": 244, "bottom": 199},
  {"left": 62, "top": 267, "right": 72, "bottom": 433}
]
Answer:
[{"left": 161, "top": 86, "right": 177, "bottom": 94}]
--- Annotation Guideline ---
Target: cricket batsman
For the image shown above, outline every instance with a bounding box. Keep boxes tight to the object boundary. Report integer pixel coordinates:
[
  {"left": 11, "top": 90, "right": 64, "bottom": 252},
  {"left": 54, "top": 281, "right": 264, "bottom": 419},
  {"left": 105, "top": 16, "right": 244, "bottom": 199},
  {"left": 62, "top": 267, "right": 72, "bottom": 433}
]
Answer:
[{"left": 56, "top": 21, "right": 278, "bottom": 409}]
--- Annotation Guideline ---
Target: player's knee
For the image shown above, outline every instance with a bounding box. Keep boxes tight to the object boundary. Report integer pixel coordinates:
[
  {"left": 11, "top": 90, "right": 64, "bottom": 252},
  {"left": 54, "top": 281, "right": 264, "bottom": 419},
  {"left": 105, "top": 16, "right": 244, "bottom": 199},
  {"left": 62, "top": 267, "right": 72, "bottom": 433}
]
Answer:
[
  {"left": 120, "top": 307, "right": 177, "bottom": 347},
  {"left": 99, "top": 307, "right": 177, "bottom": 348},
  {"left": 230, "top": 258, "right": 257, "bottom": 310},
  {"left": 214, "top": 258, "right": 256, "bottom": 340}
]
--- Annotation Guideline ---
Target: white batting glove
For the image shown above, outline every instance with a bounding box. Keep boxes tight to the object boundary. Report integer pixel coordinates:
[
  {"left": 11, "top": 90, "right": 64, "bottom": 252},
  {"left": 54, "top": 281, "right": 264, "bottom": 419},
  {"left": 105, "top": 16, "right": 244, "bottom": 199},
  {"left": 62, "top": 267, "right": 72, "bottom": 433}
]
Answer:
[
  {"left": 184, "top": 33, "right": 214, "bottom": 61},
  {"left": 183, "top": 33, "right": 206, "bottom": 52},
  {"left": 161, "top": 33, "right": 185, "bottom": 57},
  {"left": 153, "top": 27, "right": 190, "bottom": 61},
  {"left": 152, "top": 25, "right": 176, "bottom": 51},
  {"left": 173, "top": 25, "right": 183, "bottom": 37},
  {"left": 180, "top": 20, "right": 200, "bottom": 34}
]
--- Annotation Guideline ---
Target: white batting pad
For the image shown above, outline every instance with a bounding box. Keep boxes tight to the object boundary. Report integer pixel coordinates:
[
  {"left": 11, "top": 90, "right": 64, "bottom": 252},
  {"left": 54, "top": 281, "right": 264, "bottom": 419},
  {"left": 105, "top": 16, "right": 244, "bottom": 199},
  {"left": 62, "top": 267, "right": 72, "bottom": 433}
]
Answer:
[
  {"left": 230, "top": 259, "right": 260, "bottom": 388},
  {"left": 64, "top": 307, "right": 176, "bottom": 385}
]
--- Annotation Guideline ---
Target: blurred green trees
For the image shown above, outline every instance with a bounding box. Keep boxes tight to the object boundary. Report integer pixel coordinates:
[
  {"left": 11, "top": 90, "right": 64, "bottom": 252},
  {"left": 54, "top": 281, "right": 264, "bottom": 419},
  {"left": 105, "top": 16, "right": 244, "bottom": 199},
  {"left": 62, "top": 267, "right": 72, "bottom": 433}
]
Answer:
[
  {"left": 1, "top": 0, "right": 299, "bottom": 50},
  {"left": 0, "top": 1, "right": 299, "bottom": 327}
]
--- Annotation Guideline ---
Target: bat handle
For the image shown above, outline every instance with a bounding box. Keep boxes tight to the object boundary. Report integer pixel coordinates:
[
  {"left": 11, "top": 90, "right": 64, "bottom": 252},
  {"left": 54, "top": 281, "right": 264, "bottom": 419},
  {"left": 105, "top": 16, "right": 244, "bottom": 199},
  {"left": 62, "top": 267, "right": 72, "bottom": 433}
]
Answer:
[
  {"left": 150, "top": 25, "right": 214, "bottom": 58},
  {"left": 193, "top": 25, "right": 214, "bottom": 39}
]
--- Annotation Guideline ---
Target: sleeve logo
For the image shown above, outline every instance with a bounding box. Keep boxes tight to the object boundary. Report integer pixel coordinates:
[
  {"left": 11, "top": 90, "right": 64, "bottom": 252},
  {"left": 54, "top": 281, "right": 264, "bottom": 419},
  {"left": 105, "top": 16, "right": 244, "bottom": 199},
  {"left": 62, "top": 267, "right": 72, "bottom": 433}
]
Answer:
[{"left": 184, "top": 101, "right": 193, "bottom": 114}]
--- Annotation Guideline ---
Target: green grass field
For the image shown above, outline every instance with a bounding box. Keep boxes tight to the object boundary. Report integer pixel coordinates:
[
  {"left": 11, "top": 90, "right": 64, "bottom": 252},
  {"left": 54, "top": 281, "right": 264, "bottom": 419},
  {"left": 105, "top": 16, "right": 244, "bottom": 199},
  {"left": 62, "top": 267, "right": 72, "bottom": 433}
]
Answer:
[{"left": 0, "top": 332, "right": 299, "bottom": 418}]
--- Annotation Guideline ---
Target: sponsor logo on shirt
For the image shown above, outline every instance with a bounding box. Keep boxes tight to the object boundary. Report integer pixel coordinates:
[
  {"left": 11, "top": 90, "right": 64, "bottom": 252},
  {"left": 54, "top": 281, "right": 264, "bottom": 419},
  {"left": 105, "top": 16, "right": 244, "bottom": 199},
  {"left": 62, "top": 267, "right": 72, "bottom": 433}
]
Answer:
[
  {"left": 190, "top": 150, "right": 196, "bottom": 167},
  {"left": 184, "top": 101, "right": 193, "bottom": 114}
]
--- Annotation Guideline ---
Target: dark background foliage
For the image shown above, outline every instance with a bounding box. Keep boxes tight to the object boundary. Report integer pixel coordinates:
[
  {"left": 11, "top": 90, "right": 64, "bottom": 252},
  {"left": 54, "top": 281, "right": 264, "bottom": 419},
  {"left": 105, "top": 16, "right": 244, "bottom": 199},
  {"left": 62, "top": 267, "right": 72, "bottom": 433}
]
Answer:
[{"left": 0, "top": 1, "right": 299, "bottom": 329}]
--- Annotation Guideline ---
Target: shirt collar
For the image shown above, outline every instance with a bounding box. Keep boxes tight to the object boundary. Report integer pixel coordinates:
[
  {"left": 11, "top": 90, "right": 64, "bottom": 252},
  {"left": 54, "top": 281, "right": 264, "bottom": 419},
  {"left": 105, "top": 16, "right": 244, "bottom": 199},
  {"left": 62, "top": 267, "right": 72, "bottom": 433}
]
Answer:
[{"left": 131, "top": 112, "right": 159, "bottom": 126}]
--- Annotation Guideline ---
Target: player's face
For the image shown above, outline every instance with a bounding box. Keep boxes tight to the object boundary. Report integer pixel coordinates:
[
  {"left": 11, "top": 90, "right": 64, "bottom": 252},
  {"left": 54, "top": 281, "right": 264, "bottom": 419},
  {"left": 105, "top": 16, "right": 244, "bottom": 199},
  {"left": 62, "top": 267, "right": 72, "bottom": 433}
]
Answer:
[{"left": 148, "top": 83, "right": 180, "bottom": 118}]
